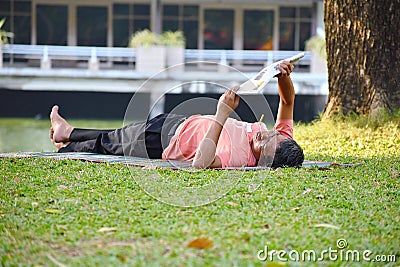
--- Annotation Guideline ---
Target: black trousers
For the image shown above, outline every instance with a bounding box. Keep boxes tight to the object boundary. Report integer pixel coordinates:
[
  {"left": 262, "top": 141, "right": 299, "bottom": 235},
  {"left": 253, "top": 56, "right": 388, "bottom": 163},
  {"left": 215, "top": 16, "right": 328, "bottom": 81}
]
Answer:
[{"left": 58, "top": 113, "right": 187, "bottom": 159}]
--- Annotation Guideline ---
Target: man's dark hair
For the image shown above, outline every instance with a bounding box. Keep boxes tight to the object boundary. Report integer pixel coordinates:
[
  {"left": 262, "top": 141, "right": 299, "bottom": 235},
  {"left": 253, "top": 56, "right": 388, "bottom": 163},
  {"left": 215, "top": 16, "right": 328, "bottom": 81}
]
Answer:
[{"left": 272, "top": 138, "right": 304, "bottom": 168}]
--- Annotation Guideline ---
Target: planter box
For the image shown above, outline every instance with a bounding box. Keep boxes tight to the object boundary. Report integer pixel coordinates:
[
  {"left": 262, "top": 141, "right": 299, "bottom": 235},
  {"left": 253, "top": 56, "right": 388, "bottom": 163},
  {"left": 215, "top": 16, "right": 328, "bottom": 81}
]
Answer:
[
  {"left": 136, "top": 45, "right": 166, "bottom": 74},
  {"left": 310, "top": 52, "right": 327, "bottom": 74},
  {"left": 166, "top": 46, "right": 185, "bottom": 73}
]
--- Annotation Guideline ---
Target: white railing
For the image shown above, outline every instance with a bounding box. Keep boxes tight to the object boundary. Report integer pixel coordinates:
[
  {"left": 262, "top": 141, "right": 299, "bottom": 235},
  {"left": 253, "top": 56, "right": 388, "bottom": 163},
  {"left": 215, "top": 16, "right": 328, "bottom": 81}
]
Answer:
[
  {"left": 2, "top": 44, "right": 136, "bottom": 61},
  {"left": 185, "top": 49, "right": 311, "bottom": 66},
  {"left": 1, "top": 44, "right": 311, "bottom": 71}
]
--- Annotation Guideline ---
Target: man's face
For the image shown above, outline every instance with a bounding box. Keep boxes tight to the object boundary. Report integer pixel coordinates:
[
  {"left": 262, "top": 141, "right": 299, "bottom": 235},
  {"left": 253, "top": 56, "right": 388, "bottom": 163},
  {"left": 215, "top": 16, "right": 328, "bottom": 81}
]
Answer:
[{"left": 251, "top": 130, "right": 288, "bottom": 166}]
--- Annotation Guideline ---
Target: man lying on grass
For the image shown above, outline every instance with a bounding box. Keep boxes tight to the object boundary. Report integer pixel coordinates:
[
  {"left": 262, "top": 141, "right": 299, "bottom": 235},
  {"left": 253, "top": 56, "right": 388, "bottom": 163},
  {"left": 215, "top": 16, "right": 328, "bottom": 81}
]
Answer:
[{"left": 49, "top": 61, "right": 304, "bottom": 169}]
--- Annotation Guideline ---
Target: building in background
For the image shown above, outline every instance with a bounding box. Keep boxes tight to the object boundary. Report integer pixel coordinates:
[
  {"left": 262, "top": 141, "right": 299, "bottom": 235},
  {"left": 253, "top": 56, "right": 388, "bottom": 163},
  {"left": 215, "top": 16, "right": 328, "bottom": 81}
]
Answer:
[
  {"left": 0, "top": 0, "right": 327, "bottom": 122},
  {"left": 0, "top": 0, "right": 323, "bottom": 51}
]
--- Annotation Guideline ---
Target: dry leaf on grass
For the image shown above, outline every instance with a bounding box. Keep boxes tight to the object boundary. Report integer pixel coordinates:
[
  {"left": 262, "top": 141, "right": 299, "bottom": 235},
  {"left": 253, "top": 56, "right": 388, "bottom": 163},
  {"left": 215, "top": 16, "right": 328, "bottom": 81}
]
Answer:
[
  {"left": 291, "top": 207, "right": 301, "bottom": 212},
  {"left": 390, "top": 168, "right": 398, "bottom": 178},
  {"left": 263, "top": 223, "right": 272, "bottom": 230},
  {"left": 226, "top": 201, "right": 240, "bottom": 207},
  {"left": 373, "top": 179, "right": 381, "bottom": 187},
  {"left": 302, "top": 188, "right": 312, "bottom": 195},
  {"left": 98, "top": 227, "right": 117, "bottom": 233},
  {"left": 44, "top": 209, "right": 62, "bottom": 214},
  {"left": 187, "top": 238, "right": 213, "bottom": 249},
  {"left": 313, "top": 223, "right": 340, "bottom": 230},
  {"left": 57, "top": 185, "right": 68, "bottom": 190}
]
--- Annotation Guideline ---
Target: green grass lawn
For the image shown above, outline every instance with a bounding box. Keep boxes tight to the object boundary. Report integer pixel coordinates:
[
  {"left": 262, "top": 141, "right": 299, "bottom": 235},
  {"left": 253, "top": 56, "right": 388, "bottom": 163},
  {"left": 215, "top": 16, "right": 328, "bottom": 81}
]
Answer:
[{"left": 0, "top": 114, "right": 399, "bottom": 266}]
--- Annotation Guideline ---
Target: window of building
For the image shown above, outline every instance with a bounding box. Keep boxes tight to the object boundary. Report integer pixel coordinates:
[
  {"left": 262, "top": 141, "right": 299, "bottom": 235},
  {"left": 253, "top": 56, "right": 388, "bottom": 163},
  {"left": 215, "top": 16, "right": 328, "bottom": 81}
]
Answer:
[
  {"left": 204, "top": 9, "right": 233, "bottom": 49},
  {"left": 77, "top": 6, "right": 107, "bottom": 46},
  {"left": 162, "top": 4, "right": 198, "bottom": 49},
  {"left": 36, "top": 5, "right": 68, "bottom": 45},
  {"left": 0, "top": 0, "right": 31, "bottom": 44},
  {"left": 279, "top": 6, "right": 312, "bottom": 51},
  {"left": 243, "top": 10, "right": 274, "bottom": 50},
  {"left": 113, "top": 3, "right": 150, "bottom": 47}
]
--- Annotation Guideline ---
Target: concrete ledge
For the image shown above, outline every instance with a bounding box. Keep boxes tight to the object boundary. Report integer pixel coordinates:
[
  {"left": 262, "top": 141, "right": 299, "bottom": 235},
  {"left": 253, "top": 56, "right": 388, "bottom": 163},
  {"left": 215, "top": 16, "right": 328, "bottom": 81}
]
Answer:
[{"left": 0, "top": 88, "right": 150, "bottom": 120}]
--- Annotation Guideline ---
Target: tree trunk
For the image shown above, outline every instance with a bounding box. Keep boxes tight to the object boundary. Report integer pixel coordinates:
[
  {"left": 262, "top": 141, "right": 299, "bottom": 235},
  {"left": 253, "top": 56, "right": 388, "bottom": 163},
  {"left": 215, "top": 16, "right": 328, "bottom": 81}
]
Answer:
[{"left": 323, "top": 0, "right": 400, "bottom": 118}]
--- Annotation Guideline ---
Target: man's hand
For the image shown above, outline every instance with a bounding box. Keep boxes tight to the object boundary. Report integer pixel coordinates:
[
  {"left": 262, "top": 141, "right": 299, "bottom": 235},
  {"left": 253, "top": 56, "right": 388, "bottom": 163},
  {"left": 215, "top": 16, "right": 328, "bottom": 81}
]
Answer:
[
  {"left": 275, "top": 61, "right": 294, "bottom": 79},
  {"left": 216, "top": 86, "right": 240, "bottom": 120}
]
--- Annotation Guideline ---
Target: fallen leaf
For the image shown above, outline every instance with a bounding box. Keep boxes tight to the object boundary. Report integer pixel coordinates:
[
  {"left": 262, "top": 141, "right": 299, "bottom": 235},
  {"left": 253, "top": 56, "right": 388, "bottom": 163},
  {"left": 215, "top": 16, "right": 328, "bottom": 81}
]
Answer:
[
  {"left": 44, "top": 209, "right": 62, "bottom": 214},
  {"left": 349, "top": 185, "right": 355, "bottom": 191},
  {"left": 242, "top": 236, "right": 250, "bottom": 242},
  {"left": 314, "top": 223, "right": 340, "bottom": 230},
  {"left": 185, "top": 252, "right": 197, "bottom": 258},
  {"left": 302, "top": 188, "right": 312, "bottom": 195},
  {"left": 263, "top": 223, "right": 271, "bottom": 230},
  {"left": 291, "top": 207, "right": 301, "bottom": 212},
  {"left": 163, "top": 248, "right": 171, "bottom": 256},
  {"left": 316, "top": 194, "right": 325, "bottom": 199},
  {"left": 187, "top": 238, "right": 213, "bottom": 249},
  {"left": 98, "top": 227, "right": 117, "bottom": 233},
  {"left": 57, "top": 185, "right": 68, "bottom": 190},
  {"left": 226, "top": 201, "right": 239, "bottom": 207}
]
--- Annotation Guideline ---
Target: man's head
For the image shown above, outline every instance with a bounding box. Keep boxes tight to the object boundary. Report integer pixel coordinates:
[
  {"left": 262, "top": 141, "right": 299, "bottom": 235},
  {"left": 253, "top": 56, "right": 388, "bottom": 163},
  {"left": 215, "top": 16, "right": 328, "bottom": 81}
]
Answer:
[{"left": 251, "top": 130, "right": 304, "bottom": 168}]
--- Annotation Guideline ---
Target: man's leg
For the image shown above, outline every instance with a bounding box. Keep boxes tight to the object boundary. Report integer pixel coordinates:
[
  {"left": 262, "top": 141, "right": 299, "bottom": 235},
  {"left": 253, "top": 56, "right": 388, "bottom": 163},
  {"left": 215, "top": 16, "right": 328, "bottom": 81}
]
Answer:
[
  {"left": 50, "top": 105, "right": 116, "bottom": 143},
  {"left": 50, "top": 105, "right": 147, "bottom": 156},
  {"left": 52, "top": 107, "right": 186, "bottom": 158},
  {"left": 69, "top": 128, "right": 114, "bottom": 142},
  {"left": 59, "top": 120, "right": 148, "bottom": 156}
]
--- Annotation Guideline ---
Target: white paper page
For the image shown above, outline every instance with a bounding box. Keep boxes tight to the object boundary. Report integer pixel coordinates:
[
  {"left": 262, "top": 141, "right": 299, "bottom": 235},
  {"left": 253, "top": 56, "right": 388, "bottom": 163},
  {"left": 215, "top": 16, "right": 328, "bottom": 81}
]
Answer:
[{"left": 237, "top": 52, "right": 305, "bottom": 95}]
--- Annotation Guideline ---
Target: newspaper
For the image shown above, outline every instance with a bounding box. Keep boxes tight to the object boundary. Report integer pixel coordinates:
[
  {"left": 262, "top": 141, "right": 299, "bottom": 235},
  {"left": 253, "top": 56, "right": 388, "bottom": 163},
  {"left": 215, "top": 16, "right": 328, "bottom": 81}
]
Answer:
[{"left": 237, "top": 52, "right": 305, "bottom": 94}]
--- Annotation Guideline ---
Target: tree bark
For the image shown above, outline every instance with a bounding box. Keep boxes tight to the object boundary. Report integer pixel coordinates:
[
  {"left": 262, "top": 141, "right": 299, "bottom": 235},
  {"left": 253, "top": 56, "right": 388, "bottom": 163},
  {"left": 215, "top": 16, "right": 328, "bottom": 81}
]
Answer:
[{"left": 323, "top": 0, "right": 400, "bottom": 118}]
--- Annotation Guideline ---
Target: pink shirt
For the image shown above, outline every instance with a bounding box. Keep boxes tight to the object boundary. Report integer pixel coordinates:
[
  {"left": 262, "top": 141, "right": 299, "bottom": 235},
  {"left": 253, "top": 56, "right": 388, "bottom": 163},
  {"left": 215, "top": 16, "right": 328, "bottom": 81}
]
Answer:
[{"left": 162, "top": 115, "right": 293, "bottom": 167}]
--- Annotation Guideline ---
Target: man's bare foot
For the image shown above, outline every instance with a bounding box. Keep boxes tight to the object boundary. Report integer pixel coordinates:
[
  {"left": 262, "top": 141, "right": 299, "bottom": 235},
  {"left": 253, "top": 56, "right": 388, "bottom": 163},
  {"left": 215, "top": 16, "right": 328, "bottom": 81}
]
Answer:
[
  {"left": 52, "top": 140, "right": 70, "bottom": 150},
  {"left": 50, "top": 105, "right": 74, "bottom": 144}
]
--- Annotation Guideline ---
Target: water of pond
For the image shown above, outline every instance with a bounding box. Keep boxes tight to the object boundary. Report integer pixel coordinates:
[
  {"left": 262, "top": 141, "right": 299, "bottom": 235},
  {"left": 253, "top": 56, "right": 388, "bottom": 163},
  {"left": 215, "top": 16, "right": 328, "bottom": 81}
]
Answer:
[{"left": 0, "top": 118, "right": 124, "bottom": 152}]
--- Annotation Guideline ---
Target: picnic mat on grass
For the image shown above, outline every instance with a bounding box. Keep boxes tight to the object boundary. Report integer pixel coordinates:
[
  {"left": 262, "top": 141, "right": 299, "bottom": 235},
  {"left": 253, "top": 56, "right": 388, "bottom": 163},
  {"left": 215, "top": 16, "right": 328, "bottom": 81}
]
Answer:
[{"left": 0, "top": 152, "right": 361, "bottom": 170}]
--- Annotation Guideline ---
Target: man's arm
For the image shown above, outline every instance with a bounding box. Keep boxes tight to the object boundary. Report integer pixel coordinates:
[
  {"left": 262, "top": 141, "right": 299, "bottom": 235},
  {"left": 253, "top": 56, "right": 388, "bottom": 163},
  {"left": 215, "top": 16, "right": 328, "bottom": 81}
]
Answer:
[
  {"left": 276, "top": 61, "right": 295, "bottom": 121},
  {"left": 192, "top": 86, "right": 240, "bottom": 169}
]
